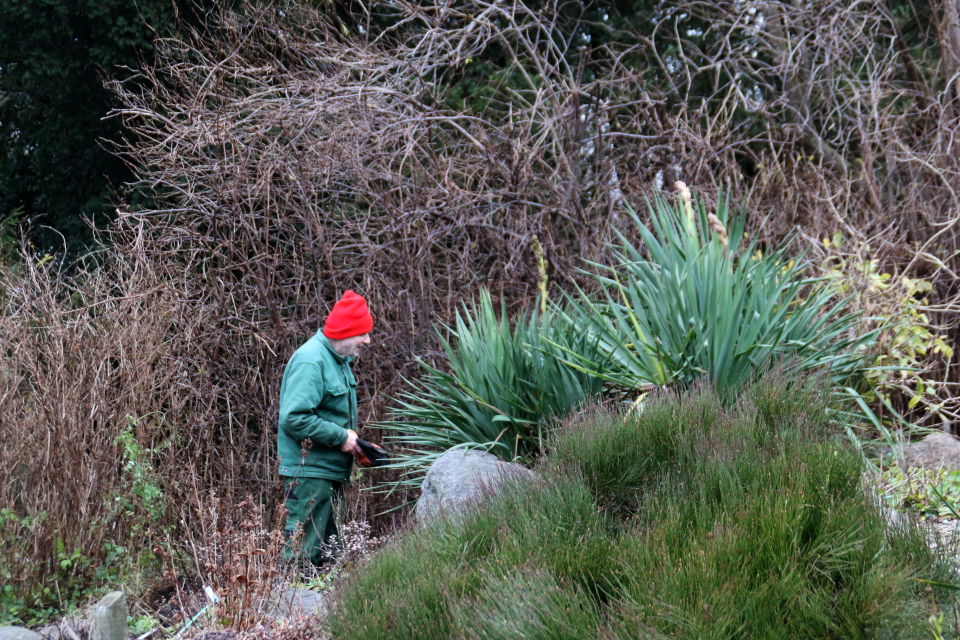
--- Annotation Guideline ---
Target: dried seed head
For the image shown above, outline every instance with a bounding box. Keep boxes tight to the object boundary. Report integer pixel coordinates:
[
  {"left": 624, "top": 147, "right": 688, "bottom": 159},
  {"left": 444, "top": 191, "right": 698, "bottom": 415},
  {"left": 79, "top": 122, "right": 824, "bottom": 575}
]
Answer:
[
  {"left": 675, "top": 181, "right": 696, "bottom": 238},
  {"left": 300, "top": 437, "right": 314, "bottom": 459},
  {"left": 707, "top": 213, "right": 728, "bottom": 249}
]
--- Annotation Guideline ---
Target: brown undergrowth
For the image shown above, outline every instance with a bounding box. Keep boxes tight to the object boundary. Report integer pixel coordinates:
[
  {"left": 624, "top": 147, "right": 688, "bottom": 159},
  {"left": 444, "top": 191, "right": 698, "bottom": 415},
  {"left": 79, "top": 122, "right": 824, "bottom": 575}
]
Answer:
[{"left": 3, "top": 0, "right": 960, "bottom": 625}]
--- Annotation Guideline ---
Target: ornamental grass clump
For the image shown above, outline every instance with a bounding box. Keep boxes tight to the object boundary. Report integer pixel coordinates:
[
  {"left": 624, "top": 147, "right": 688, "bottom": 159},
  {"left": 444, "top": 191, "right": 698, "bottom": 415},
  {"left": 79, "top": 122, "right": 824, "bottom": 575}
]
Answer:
[
  {"left": 453, "top": 567, "right": 602, "bottom": 640},
  {"left": 329, "top": 468, "right": 614, "bottom": 639},
  {"left": 332, "top": 375, "right": 953, "bottom": 640},
  {"left": 561, "top": 188, "right": 877, "bottom": 396},
  {"left": 375, "top": 188, "right": 883, "bottom": 494}
]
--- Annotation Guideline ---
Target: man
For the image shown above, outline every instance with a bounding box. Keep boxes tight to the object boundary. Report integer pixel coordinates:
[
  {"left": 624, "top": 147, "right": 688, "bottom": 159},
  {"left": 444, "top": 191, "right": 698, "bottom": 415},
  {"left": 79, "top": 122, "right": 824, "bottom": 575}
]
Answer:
[{"left": 278, "top": 290, "right": 372, "bottom": 564}]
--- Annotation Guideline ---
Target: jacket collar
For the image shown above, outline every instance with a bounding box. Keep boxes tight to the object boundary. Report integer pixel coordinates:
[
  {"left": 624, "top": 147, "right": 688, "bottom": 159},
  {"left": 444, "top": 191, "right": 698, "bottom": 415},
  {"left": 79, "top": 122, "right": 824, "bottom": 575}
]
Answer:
[{"left": 317, "top": 333, "right": 352, "bottom": 364}]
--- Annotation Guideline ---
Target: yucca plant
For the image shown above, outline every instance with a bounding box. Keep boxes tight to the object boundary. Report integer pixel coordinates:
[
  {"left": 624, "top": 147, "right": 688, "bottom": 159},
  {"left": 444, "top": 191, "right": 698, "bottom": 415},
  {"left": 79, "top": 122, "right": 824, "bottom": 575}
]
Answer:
[
  {"left": 374, "top": 289, "right": 606, "bottom": 492},
  {"left": 558, "top": 189, "right": 879, "bottom": 396}
]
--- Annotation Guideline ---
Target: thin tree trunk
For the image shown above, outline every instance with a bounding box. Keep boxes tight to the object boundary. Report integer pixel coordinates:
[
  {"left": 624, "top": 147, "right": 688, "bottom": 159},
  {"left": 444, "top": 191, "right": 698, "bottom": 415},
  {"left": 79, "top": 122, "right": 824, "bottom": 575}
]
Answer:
[
  {"left": 942, "top": 0, "right": 960, "bottom": 95},
  {"left": 763, "top": 1, "right": 850, "bottom": 175}
]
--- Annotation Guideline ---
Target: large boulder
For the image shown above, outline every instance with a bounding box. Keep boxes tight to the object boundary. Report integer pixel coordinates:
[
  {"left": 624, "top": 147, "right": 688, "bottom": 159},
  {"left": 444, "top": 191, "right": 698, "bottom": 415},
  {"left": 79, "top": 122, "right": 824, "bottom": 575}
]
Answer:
[
  {"left": 415, "top": 449, "right": 537, "bottom": 523},
  {"left": 902, "top": 432, "right": 960, "bottom": 471}
]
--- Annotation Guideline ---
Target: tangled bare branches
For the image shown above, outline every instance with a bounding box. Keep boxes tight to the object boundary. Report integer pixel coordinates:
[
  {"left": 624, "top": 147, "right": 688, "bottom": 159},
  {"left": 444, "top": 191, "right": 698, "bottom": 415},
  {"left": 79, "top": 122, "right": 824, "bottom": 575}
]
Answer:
[
  {"left": 108, "top": 0, "right": 960, "bottom": 427},
  {"left": 0, "top": 250, "right": 237, "bottom": 596},
  {"left": 107, "top": 0, "right": 636, "bottom": 486}
]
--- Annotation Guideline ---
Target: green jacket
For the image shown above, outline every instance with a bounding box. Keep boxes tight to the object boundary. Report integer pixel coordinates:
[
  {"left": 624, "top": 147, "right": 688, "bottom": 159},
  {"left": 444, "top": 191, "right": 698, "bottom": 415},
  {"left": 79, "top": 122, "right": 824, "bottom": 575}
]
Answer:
[{"left": 278, "top": 333, "right": 356, "bottom": 482}]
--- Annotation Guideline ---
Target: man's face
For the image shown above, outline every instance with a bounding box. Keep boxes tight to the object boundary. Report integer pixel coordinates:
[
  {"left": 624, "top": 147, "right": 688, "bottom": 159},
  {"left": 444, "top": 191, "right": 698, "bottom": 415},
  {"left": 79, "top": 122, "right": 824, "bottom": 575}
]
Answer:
[{"left": 332, "top": 332, "right": 371, "bottom": 358}]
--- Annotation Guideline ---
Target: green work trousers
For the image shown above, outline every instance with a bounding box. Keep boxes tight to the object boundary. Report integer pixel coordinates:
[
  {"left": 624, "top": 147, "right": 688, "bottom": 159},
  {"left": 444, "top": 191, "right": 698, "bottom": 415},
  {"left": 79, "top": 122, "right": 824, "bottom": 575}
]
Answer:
[{"left": 281, "top": 475, "right": 345, "bottom": 565}]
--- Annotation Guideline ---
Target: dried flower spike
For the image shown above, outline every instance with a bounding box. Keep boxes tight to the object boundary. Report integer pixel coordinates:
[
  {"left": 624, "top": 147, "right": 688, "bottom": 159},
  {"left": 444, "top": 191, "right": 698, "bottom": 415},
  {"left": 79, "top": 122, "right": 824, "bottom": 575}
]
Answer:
[
  {"left": 707, "top": 213, "right": 729, "bottom": 249},
  {"left": 675, "top": 181, "right": 696, "bottom": 240}
]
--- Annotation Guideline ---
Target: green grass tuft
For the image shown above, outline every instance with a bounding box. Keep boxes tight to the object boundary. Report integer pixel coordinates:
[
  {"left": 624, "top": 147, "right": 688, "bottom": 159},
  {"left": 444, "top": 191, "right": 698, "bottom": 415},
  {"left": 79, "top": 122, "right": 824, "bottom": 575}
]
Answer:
[
  {"left": 332, "top": 376, "right": 953, "bottom": 640},
  {"left": 329, "top": 469, "right": 615, "bottom": 639},
  {"left": 455, "top": 566, "right": 602, "bottom": 640}
]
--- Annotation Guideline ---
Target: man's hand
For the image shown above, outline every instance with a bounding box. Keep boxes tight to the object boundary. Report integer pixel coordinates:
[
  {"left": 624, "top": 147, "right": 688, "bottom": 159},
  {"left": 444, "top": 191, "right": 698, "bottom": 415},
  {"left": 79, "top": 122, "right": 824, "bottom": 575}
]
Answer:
[{"left": 340, "top": 429, "right": 361, "bottom": 454}]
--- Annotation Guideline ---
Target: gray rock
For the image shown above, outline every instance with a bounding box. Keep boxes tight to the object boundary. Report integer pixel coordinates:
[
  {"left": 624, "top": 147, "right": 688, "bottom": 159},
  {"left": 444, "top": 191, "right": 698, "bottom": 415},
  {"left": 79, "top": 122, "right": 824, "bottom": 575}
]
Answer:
[
  {"left": 91, "top": 591, "right": 127, "bottom": 640},
  {"left": 902, "top": 432, "right": 960, "bottom": 471},
  {"left": 0, "top": 628, "right": 43, "bottom": 640},
  {"left": 414, "top": 449, "right": 538, "bottom": 524},
  {"left": 63, "top": 620, "right": 86, "bottom": 640},
  {"left": 36, "top": 625, "right": 61, "bottom": 640},
  {"left": 267, "top": 587, "right": 327, "bottom": 619}
]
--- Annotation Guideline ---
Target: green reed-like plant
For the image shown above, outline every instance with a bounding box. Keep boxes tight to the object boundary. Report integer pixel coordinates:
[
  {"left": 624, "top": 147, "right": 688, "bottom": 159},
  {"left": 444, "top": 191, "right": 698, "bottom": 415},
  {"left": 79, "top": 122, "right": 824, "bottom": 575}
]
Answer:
[
  {"left": 558, "top": 192, "right": 878, "bottom": 395},
  {"left": 374, "top": 289, "right": 606, "bottom": 492}
]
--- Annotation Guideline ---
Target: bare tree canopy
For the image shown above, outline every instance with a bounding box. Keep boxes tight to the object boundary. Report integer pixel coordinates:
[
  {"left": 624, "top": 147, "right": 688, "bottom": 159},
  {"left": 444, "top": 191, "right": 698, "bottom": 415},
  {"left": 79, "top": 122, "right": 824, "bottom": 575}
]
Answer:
[{"left": 104, "top": 0, "right": 960, "bottom": 414}]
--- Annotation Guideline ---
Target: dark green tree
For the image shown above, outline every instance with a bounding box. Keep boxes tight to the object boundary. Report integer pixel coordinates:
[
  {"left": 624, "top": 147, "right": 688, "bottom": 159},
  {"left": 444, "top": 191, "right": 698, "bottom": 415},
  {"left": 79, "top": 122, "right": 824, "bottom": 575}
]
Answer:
[{"left": 0, "top": 0, "right": 200, "bottom": 254}]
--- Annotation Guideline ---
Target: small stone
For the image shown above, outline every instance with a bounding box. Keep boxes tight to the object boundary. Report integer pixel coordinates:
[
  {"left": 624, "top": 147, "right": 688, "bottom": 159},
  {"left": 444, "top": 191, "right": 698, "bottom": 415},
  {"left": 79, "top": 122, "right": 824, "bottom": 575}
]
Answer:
[
  {"left": 91, "top": 591, "right": 128, "bottom": 640},
  {"left": 902, "top": 433, "right": 960, "bottom": 471},
  {"left": 0, "top": 628, "right": 43, "bottom": 640},
  {"left": 37, "top": 625, "right": 61, "bottom": 640},
  {"left": 268, "top": 588, "right": 327, "bottom": 619},
  {"left": 414, "top": 449, "right": 538, "bottom": 524},
  {"left": 886, "top": 507, "right": 904, "bottom": 526}
]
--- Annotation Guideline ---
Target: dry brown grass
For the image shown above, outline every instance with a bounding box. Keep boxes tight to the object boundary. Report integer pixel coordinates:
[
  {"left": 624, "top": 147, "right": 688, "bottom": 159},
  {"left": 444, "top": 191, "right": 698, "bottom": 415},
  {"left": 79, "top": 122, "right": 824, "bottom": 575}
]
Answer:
[{"left": 0, "top": 251, "right": 248, "bottom": 607}]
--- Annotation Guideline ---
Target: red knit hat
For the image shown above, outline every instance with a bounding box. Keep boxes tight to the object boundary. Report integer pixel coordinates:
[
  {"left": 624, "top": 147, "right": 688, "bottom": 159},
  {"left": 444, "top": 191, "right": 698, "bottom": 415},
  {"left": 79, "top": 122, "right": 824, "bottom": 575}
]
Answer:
[{"left": 323, "top": 290, "right": 373, "bottom": 339}]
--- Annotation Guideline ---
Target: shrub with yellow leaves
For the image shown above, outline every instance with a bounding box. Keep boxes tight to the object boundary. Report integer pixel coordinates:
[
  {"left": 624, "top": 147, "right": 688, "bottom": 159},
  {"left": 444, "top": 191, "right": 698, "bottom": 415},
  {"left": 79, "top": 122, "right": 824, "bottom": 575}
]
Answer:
[{"left": 817, "top": 232, "right": 954, "bottom": 429}]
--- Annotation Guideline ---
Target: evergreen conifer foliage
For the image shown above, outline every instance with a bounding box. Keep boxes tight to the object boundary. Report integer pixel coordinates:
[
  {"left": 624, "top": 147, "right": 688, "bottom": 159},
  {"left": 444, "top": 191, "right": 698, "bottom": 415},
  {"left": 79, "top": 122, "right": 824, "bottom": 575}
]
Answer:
[{"left": 0, "top": 0, "right": 199, "bottom": 252}]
